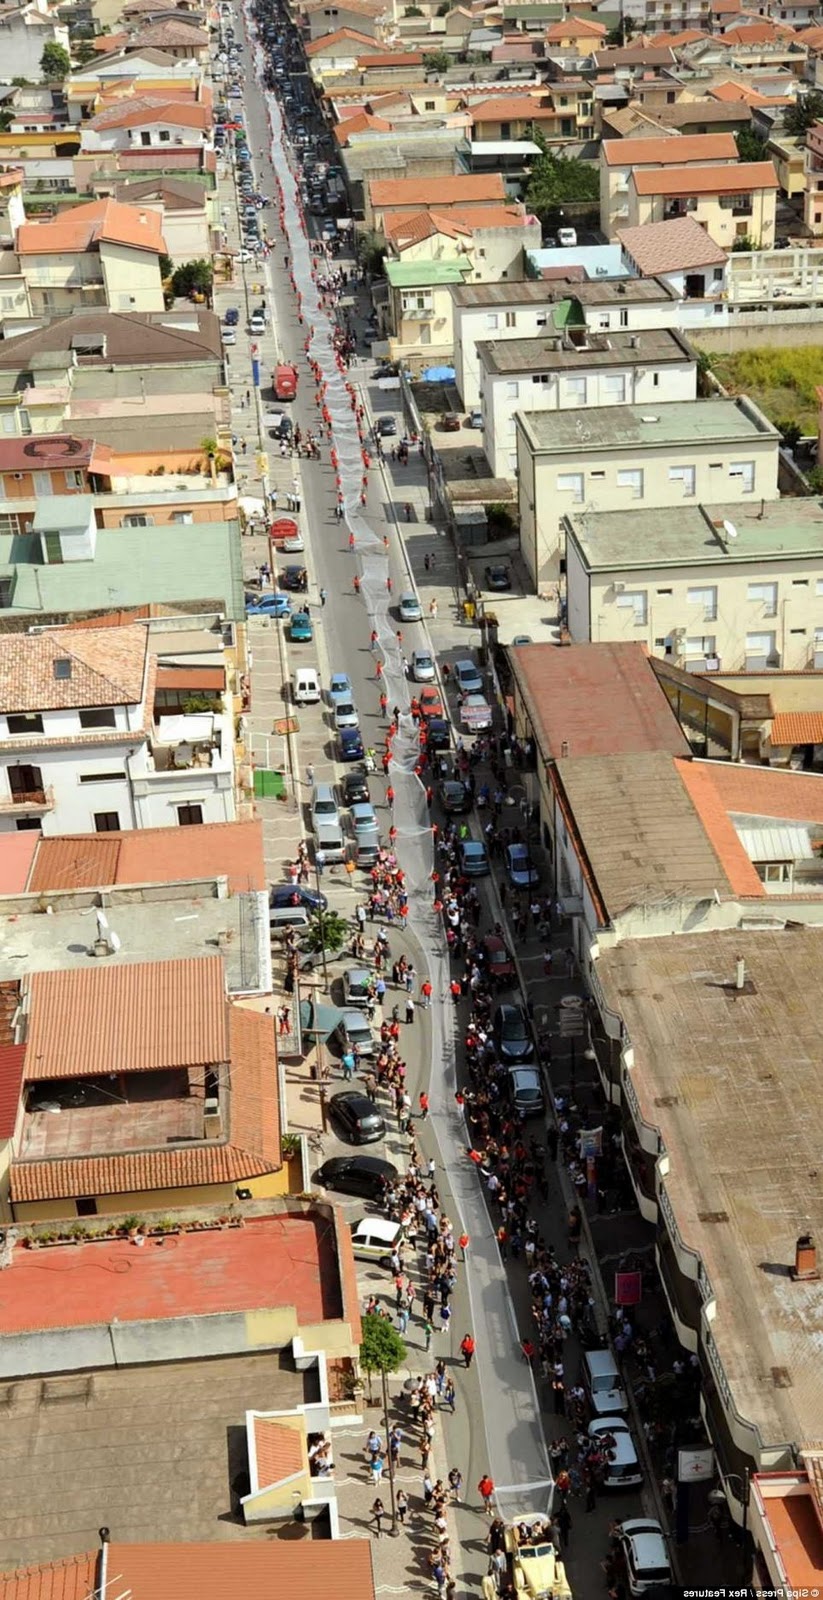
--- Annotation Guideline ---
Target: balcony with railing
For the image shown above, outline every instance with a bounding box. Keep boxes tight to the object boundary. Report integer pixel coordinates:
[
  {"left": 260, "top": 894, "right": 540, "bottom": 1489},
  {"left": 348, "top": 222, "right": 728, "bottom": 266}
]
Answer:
[{"left": 0, "top": 784, "right": 54, "bottom": 813}]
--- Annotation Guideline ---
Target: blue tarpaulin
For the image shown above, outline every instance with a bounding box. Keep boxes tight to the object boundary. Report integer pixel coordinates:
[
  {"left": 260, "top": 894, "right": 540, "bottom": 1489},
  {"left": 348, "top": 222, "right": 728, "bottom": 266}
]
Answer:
[{"left": 421, "top": 366, "right": 456, "bottom": 382}]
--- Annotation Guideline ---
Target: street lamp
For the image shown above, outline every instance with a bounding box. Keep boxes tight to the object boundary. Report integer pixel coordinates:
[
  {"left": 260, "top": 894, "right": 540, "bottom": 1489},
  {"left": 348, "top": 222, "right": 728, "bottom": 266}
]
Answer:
[{"left": 380, "top": 1366, "right": 401, "bottom": 1537}]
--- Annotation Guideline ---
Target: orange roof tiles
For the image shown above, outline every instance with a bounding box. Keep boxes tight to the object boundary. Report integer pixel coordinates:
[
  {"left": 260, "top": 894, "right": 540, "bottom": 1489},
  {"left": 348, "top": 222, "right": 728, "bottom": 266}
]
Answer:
[
  {"left": 89, "top": 95, "right": 210, "bottom": 131},
  {"left": 306, "top": 25, "right": 376, "bottom": 52},
  {"left": 0, "top": 625, "right": 148, "bottom": 715},
  {"left": 511, "top": 642, "right": 690, "bottom": 760},
  {"left": 17, "top": 197, "right": 165, "bottom": 258},
  {"left": 632, "top": 158, "right": 778, "bottom": 195},
  {"left": 226, "top": 1004, "right": 281, "bottom": 1168},
  {"left": 88, "top": 1541, "right": 375, "bottom": 1600},
  {"left": 9, "top": 1143, "right": 271, "bottom": 1203},
  {"left": 384, "top": 202, "right": 528, "bottom": 245},
  {"left": 674, "top": 760, "right": 763, "bottom": 897},
  {"left": 24, "top": 956, "right": 228, "bottom": 1082},
  {"left": 546, "top": 14, "right": 605, "bottom": 37},
  {"left": 356, "top": 49, "right": 423, "bottom": 64},
  {"left": 0, "top": 832, "right": 39, "bottom": 895},
  {"left": 334, "top": 109, "right": 392, "bottom": 139},
  {"left": 601, "top": 131, "right": 737, "bottom": 165},
  {"left": 771, "top": 712, "right": 823, "bottom": 747},
  {"left": 370, "top": 173, "right": 506, "bottom": 208},
  {"left": 253, "top": 1417, "right": 305, "bottom": 1485},
  {"left": 618, "top": 216, "right": 727, "bottom": 274},
  {"left": 469, "top": 93, "right": 557, "bottom": 121},
  {"left": 0, "top": 1552, "right": 98, "bottom": 1600},
  {"left": 27, "top": 819, "right": 266, "bottom": 896},
  {"left": 0, "top": 1045, "right": 25, "bottom": 1139},
  {"left": 695, "top": 760, "right": 823, "bottom": 824},
  {"left": 759, "top": 1476, "right": 823, "bottom": 1592}
]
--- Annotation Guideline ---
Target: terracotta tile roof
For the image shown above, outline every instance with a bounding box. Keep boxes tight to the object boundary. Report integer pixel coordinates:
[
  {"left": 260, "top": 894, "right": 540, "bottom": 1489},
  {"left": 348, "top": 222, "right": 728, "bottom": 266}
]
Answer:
[
  {"left": 27, "top": 820, "right": 266, "bottom": 896},
  {"left": 546, "top": 14, "right": 605, "bottom": 37},
  {"left": 334, "top": 109, "right": 393, "bottom": 139},
  {"left": 306, "top": 25, "right": 376, "bottom": 51},
  {"left": 0, "top": 1551, "right": 98, "bottom": 1600},
  {"left": 253, "top": 1417, "right": 306, "bottom": 1486},
  {"left": 304, "top": 0, "right": 382, "bottom": 12},
  {"left": 665, "top": 27, "right": 711, "bottom": 43},
  {"left": 155, "top": 664, "right": 224, "bottom": 689},
  {"left": 10, "top": 1002, "right": 280, "bottom": 1202},
  {"left": 617, "top": 215, "right": 727, "bottom": 273},
  {"left": 385, "top": 202, "right": 528, "bottom": 245},
  {"left": 674, "top": 759, "right": 763, "bottom": 897},
  {"left": 0, "top": 435, "right": 111, "bottom": 475},
  {"left": 24, "top": 956, "right": 228, "bottom": 1081},
  {"left": 0, "top": 625, "right": 148, "bottom": 714},
  {"left": 723, "top": 19, "right": 794, "bottom": 40},
  {"left": 797, "top": 24, "right": 823, "bottom": 46},
  {"left": 129, "top": 19, "right": 209, "bottom": 44},
  {"left": 17, "top": 198, "right": 166, "bottom": 257},
  {"left": 0, "top": 832, "right": 39, "bottom": 895},
  {"left": 693, "top": 760, "right": 823, "bottom": 825},
  {"left": 0, "top": 1541, "right": 376, "bottom": 1600},
  {"left": 593, "top": 42, "right": 676, "bottom": 64},
  {"left": 370, "top": 173, "right": 506, "bottom": 208},
  {"left": 771, "top": 712, "right": 823, "bottom": 747},
  {"left": 356, "top": 48, "right": 423, "bottom": 64},
  {"left": 602, "top": 131, "right": 737, "bottom": 165},
  {"left": 469, "top": 93, "right": 557, "bottom": 120},
  {"left": 89, "top": 95, "right": 210, "bottom": 131},
  {"left": 511, "top": 642, "right": 690, "bottom": 761},
  {"left": 632, "top": 158, "right": 778, "bottom": 195},
  {"left": 0, "top": 1045, "right": 25, "bottom": 1140}
]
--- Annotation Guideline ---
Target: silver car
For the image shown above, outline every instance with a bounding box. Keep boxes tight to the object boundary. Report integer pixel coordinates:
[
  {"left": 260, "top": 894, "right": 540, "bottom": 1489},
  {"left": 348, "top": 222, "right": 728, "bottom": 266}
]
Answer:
[
  {"left": 399, "top": 592, "right": 423, "bottom": 622},
  {"left": 411, "top": 648, "right": 436, "bottom": 683}
]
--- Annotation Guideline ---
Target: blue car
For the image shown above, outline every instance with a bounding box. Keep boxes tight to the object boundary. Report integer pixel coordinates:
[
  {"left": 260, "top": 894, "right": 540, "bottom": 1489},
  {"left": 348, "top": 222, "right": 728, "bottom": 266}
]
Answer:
[
  {"left": 460, "top": 838, "right": 490, "bottom": 877},
  {"left": 245, "top": 591, "right": 291, "bottom": 617},
  {"left": 289, "top": 611, "right": 313, "bottom": 641},
  {"left": 270, "top": 883, "right": 327, "bottom": 912},
  {"left": 505, "top": 841, "right": 539, "bottom": 889},
  {"left": 339, "top": 727, "right": 365, "bottom": 762}
]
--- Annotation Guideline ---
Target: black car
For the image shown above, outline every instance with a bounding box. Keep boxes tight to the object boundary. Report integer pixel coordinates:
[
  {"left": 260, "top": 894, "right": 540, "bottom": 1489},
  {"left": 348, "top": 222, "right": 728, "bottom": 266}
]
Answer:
[
  {"left": 315, "top": 1154, "right": 397, "bottom": 1199},
  {"left": 343, "top": 770, "right": 370, "bottom": 805},
  {"left": 281, "top": 565, "right": 308, "bottom": 592},
  {"left": 485, "top": 563, "right": 512, "bottom": 591},
  {"left": 376, "top": 415, "right": 397, "bottom": 438},
  {"left": 374, "top": 363, "right": 399, "bottom": 381},
  {"left": 439, "top": 779, "right": 471, "bottom": 814},
  {"left": 329, "top": 1092, "right": 386, "bottom": 1145},
  {"left": 426, "top": 717, "right": 451, "bottom": 751},
  {"left": 270, "top": 882, "right": 327, "bottom": 912},
  {"left": 494, "top": 1002, "right": 534, "bottom": 1063}
]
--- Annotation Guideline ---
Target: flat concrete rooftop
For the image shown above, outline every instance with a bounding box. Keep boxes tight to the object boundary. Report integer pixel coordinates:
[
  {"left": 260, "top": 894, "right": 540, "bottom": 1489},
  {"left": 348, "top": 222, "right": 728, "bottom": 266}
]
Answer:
[
  {"left": 451, "top": 275, "right": 678, "bottom": 306},
  {"left": 0, "top": 889, "right": 269, "bottom": 994},
  {"left": 478, "top": 326, "right": 691, "bottom": 376},
  {"left": 567, "top": 498, "right": 823, "bottom": 571},
  {"left": 520, "top": 397, "right": 776, "bottom": 454},
  {"left": 0, "top": 1214, "right": 341, "bottom": 1334},
  {"left": 597, "top": 927, "right": 823, "bottom": 1451}
]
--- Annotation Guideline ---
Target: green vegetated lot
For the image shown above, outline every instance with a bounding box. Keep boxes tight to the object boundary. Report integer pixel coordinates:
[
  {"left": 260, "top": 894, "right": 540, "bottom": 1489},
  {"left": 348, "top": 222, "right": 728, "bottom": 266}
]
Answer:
[{"left": 707, "top": 346, "right": 823, "bottom": 437}]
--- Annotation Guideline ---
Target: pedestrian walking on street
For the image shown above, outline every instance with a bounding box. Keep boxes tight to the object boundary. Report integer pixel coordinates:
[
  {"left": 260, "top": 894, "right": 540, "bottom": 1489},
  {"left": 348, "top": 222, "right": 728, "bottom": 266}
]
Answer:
[
  {"left": 444, "top": 1377, "right": 456, "bottom": 1413},
  {"left": 478, "top": 1474, "right": 495, "bottom": 1515},
  {"left": 423, "top": 1320, "right": 433, "bottom": 1352},
  {"left": 396, "top": 1490, "right": 409, "bottom": 1525},
  {"left": 306, "top": 764, "right": 314, "bottom": 787},
  {"left": 460, "top": 1333, "right": 475, "bottom": 1367},
  {"left": 458, "top": 1233, "right": 469, "bottom": 1262},
  {"left": 319, "top": 587, "right": 327, "bottom": 606},
  {"left": 419, "top": 1090, "right": 429, "bottom": 1120},
  {"left": 405, "top": 996, "right": 415, "bottom": 1024},
  {"left": 420, "top": 978, "right": 432, "bottom": 1008},
  {"left": 371, "top": 1497, "right": 385, "bottom": 1536}
]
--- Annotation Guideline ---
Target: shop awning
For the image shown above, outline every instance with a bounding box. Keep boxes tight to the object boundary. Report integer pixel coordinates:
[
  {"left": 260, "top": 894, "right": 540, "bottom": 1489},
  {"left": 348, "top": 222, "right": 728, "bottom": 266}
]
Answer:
[{"left": 299, "top": 997, "right": 347, "bottom": 1039}]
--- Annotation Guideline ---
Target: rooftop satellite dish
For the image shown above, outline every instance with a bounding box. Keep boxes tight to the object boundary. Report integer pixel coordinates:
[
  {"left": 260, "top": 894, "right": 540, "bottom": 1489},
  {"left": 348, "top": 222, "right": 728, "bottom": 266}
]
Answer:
[
  {"left": 108, "top": 930, "right": 121, "bottom": 953},
  {"left": 723, "top": 520, "right": 738, "bottom": 540},
  {"left": 96, "top": 909, "right": 109, "bottom": 935}
]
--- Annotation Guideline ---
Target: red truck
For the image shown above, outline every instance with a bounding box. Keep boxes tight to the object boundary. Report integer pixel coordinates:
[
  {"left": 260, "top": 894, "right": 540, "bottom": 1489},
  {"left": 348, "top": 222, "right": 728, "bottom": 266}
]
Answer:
[{"left": 273, "top": 362, "right": 298, "bottom": 401}]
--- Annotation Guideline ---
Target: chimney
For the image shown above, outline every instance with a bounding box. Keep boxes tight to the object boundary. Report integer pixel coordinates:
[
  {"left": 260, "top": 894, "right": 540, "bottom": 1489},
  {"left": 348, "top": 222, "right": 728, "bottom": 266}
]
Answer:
[
  {"left": 793, "top": 1233, "right": 819, "bottom": 1281},
  {"left": 735, "top": 956, "right": 745, "bottom": 990}
]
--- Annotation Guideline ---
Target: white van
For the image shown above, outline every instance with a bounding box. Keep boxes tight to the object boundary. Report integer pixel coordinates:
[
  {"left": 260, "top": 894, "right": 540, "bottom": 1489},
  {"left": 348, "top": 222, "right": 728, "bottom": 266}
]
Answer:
[
  {"left": 582, "top": 1348, "right": 628, "bottom": 1416},
  {"left": 350, "top": 1216, "right": 404, "bottom": 1266},
  {"left": 315, "top": 817, "right": 345, "bottom": 863},
  {"left": 294, "top": 667, "right": 320, "bottom": 705}
]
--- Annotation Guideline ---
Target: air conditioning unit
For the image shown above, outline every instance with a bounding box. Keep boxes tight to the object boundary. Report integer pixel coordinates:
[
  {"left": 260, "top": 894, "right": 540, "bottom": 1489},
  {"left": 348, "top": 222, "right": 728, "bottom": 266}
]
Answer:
[{"left": 204, "top": 1095, "right": 219, "bottom": 1116}]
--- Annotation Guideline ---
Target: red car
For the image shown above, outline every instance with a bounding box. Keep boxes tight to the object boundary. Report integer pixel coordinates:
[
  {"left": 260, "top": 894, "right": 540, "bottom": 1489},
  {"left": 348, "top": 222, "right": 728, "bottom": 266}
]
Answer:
[
  {"left": 483, "top": 933, "right": 515, "bottom": 984},
  {"left": 419, "top": 686, "right": 445, "bottom": 720}
]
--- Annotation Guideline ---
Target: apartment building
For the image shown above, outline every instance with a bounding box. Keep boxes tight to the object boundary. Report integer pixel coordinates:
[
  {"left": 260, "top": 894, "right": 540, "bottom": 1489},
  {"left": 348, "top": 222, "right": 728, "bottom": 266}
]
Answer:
[
  {"left": 0, "top": 619, "right": 238, "bottom": 836},
  {"left": 600, "top": 132, "right": 739, "bottom": 238},
  {"left": 15, "top": 197, "right": 167, "bottom": 316},
  {"left": 618, "top": 216, "right": 728, "bottom": 302},
  {"left": 0, "top": 0, "right": 70, "bottom": 81},
  {"left": 452, "top": 277, "right": 681, "bottom": 406},
  {"left": 477, "top": 327, "right": 697, "bottom": 478},
  {"left": 564, "top": 496, "right": 823, "bottom": 672},
  {"left": 516, "top": 396, "right": 779, "bottom": 586},
  {"left": 804, "top": 118, "right": 823, "bottom": 233},
  {"left": 626, "top": 159, "right": 779, "bottom": 249}
]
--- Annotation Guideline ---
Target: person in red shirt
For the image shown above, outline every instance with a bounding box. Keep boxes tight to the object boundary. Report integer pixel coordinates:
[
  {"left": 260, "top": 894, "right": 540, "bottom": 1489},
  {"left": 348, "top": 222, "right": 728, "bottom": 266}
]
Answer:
[
  {"left": 478, "top": 1474, "right": 495, "bottom": 1514},
  {"left": 418, "top": 1091, "right": 429, "bottom": 1120},
  {"left": 460, "top": 1333, "right": 475, "bottom": 1367},
  {"left": 420, "top": 979, "right": 433, "bottom": 1009},
  {"left": 458, "top": 1232, "right": 469, "bottom": 1260}
]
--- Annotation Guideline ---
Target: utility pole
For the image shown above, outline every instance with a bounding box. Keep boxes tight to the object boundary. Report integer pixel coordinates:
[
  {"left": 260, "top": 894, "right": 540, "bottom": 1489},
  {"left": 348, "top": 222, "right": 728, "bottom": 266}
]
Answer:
[{"left": 380, "top": 1366, "right": 400, "bottom": 1537}]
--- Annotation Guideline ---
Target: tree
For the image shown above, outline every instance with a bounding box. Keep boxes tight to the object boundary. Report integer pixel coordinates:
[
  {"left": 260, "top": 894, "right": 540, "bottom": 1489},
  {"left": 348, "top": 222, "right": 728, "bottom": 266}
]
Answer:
[
  {"left": 171, "top": 258, "right": 213, "bottom": 300},
  {"left": 159, "top": 253, "right": 174, "bottom": 283},
  {"left": 73, "top": 39, "right": 97, "bottom": 65},
  {"left": 525, "top": 150, "right": 599, "bottom": 220},
  {"left": 423, "top": 48, "right": 450, "bottom": 73},
  {"left": 360, "top": 1313, "right": 407, "bottom": 1535},
  {"left": 606, "top": 15, "right": 635, "bottom": 44},
  {"left": 358, "top": 229, "right": 385, "bottom": 277},
  {"left": 784, "top": 90, "right": 823, "bottom": 138},
  {"left": 735, "top": 126, "right": 766, "bottom": 163},
  {"left": 305, "top": 908, "right": 349, "bottom": 957},
  {"left": 40, "top": 42, "right": 70, "bottom": 79}
]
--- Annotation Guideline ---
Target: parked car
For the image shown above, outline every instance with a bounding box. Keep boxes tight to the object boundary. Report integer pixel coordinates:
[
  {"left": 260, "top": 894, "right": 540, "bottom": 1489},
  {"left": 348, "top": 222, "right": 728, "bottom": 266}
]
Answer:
[
  {"left": 460, "top": 694, "right": 492, "bottom": 732},
  {"left": 508, "top": 1064, "right": 544, "bottom": 1118},
  {"left": 310, "top": 784, "right": 339, "bottom": 830},
  {"left": 333, "top": 699, "right": 360, "bottom": 731},
  {"left": 618, "top": 1520, "right": 671, "bottom": 1595},
  {"left": 315, "top": 1155, "right": 398, "bottom": 1200},
  {"left": 350, "top": 1215, "right": 404, "bottom": 1265},
  {"left": 399, "top": 592, "right": 422, "bottom": 622},
  {"left": 454, "top": 658, "right": 483, "bottom": 695},
  {"left": 460, "top": 837, "right": 490, "bottom": 877},
  {"left": 467, "top": 408, "right": 482, "bottom": 429},
  {"left": 249, "top": 314, "right": 265, "bottom": 335},
  {"left": 411, "top": 648, "right": 436, "bottom": 684},
  {"left": 484, "top": 563, "right": 512, "bottom": 591},
  {"left": 328, "top": 1091, "right": 385, "bottom": 1145},
  {"left": 483, "top": 933, "right": 514, "bottom": 984},
  {"left": 558, "top": 226, "right": 578, "bottom": 247},
  {"left": 350, "top": 800, "right": 378, "bottom": 836},
  {"left": 224, "top": 306, "right": 239, "bottom": 326},
  {"left": 245, "top": 591, "right": 290, "bottom": 617},
  {"left": 587, "top": 1419, "right": 643, "bottom": 1489},
  {"left": 419, "top": 686, "right": 444, "bottom": 720},
  {"left": 289, "top": 610, "right": 313, "bottom": 642},
  {"left": 281, "top": 564, "right": 308, "bottom": 592},
  {"left": 505, "top": 841, "right": 539, "bottom": 888},
  {"left": 332, "top": 1008, "right": 376, "bottom": 1058},
  {"left": 343, "top": 968, "right": 373, "bottom": 1008},
  {"left": 376, "top": 415, "right": 397, "bottom": 437},
  {"left": 439, "top": 411, "right": 461, "bottom": 431},
  {"left": 221, "top": 327, "right": 237, "bottom": 346},
  {"left": 339, "top": 727, "right": 365, "bottom": 761},
  {"left": 494, "top": 1002, "right": 534, "bottom": 1063},
  {"left": 439, "top": 779, "right": 471, "bottom": 814},
  {"left": 329, "top": 672, "right": 353, "bottom": 708},
  {"left": 270, "top": 882, "right": 326, "bottom": 913},
  {"left": 427, "top": 717, "right": 451, "bottom": 751},
  {"left": 342, "top": 770, "right": 370, "bottom": 805}
]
